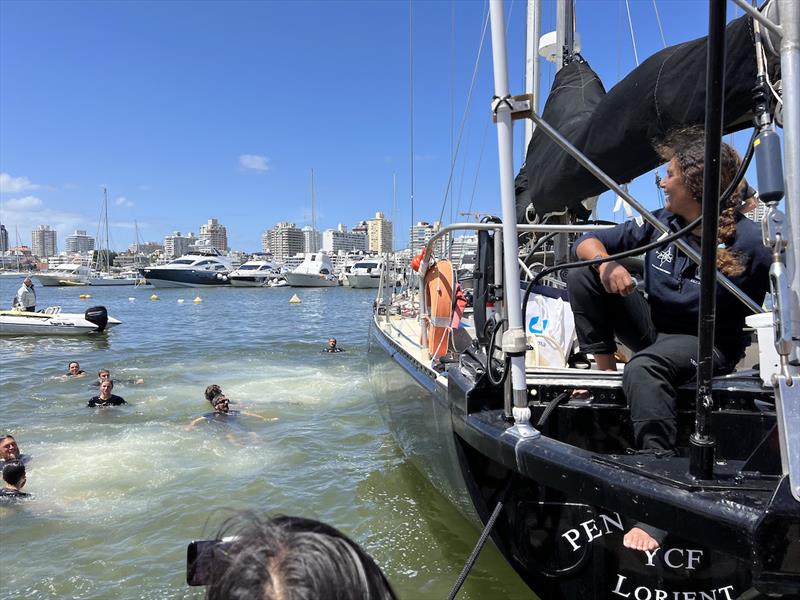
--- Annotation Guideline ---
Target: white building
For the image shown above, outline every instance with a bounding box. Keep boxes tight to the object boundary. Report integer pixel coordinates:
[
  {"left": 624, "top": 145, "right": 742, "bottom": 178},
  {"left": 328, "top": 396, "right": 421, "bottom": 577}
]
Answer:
[
  {"left": 302, "top": 226, "right": 322, "bottom": 253},
  {"left": 322, "top": 224, "right": 367, "bottom": 253},
  {"left": 367, "top": 211, "right": 393, "bottom": 253},
  {"left": 744, "top": 199, "right": 768, "bottom": 223},
  {"left": 265, "top": 222, "right": 305, "bottom": 262},
  {"left": 450, "top": 234, "right": 478, "bottom": 265},
  {"left": 164, "top": 231, "right": 197, "bottom": 259},
  {"left": 198, "top": 218, "right": 228, "bottom": 252},
  {"left": 65, "top": 230, "right": 96, "bottom": 254},
  {"left": 31, "top": 224, "right": 58, "bottom": 258},
  {"left": 409, "top": 221, "right": 442, "bottom": 255}
]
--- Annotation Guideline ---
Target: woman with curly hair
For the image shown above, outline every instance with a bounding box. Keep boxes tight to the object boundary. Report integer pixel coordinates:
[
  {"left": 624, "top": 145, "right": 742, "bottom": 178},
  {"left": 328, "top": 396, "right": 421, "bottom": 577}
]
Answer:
[{"left": 566, "top": 127, "right": 771, "bottom": 551}]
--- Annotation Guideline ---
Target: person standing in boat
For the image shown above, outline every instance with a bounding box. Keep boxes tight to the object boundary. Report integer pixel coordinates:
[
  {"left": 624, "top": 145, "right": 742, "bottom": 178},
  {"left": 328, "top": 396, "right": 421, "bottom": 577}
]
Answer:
[
  {"left": 566, "top": 128, "right": 770, "bottom": 551},
  {"left": 15, "top": 277, "right": 36, "bottom": 312},
  {"left": 87, "top": 380, "right": 127, "bottom": 407}
]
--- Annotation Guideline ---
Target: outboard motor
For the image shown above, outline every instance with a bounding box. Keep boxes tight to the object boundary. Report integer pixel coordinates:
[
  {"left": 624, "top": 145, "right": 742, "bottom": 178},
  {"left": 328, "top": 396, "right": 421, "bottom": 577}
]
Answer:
[{"left": 85, "top": 306, "right": 109, "bottom": 332}]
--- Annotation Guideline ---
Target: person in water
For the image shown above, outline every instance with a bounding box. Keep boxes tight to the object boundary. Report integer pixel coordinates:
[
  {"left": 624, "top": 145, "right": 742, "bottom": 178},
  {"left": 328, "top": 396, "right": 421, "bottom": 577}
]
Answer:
[
  {"left": 15, "top": 277, "right": 36, "bottom": 312},
  {"left": 187, "top": 385, "right": 273, "bottom": 430},
  {"left": 203, "top": 512, "right": 397, "bottom": 600},
  {"left": 65, "top": 361, "right": 87, "bottom": 378},
  {"left": 0, "top": 435, "right": 28, "bottom": 467},
  {"left": 91, "top": 368, "right": 144, "bottom": 387},
  {"left": 1, "top": 461, "right": 30, "bottom": 500},
  {"left": 324, "top": 338, "right": 343, "bottom": 353},
  {"left": 88, "top": 380, "right": 127, "bottom": 407},
  {"left": 566, "top": 128, "right": 771, "bottom": 552}
]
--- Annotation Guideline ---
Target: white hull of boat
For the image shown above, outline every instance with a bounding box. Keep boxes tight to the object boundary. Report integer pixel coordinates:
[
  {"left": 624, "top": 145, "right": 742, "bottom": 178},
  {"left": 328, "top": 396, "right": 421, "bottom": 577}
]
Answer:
[
  {"left": 0, "top": 311, "right": 122, "bottom": 336},
  {"left": 346, "top": 274, "right": 381, "bottom": 289},
  {"left": 229, "top": 277, "right": 269, "bottom": 287},
  {"left": 34, "top": 273, "right": 90, "bottom": 287},
  {"left": 284, "top": 272, "right": 339, "bottom": 287}
]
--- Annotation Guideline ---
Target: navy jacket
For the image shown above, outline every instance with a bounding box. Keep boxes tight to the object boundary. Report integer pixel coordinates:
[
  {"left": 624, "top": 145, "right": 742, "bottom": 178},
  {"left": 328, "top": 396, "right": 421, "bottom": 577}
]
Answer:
[{"left": 574, "top": 209, "right": 771, "bottom": 361}]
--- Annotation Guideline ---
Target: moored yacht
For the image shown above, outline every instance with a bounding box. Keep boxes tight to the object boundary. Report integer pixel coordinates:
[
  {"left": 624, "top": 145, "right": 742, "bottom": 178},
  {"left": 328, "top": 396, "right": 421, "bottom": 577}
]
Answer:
[
  {"left": 346, "top": 257, "right": 386, "bottom": 289},
  {"left": 228, "top": 260, "right": 278, "bottom": 287},
  {"left": 139, "top": 250, "right": 232, "bottom": 288},
  {"left": 34, "top": 264, "right": 92, "bottom": 287},
  {"left": 284, "top": 253, "right": 339, "bottom": 287}
]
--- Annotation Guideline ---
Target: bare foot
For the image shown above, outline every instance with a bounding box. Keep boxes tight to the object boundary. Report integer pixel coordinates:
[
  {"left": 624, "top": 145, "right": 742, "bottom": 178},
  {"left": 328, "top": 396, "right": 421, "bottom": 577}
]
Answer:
[{"left": 623, "top": 527, "right": 660, "bottom": 552}]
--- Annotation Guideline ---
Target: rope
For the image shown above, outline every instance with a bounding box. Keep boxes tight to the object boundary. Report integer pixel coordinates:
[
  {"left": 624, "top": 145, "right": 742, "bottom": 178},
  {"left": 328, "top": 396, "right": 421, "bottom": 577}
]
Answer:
[
  {"left": 446, "top": 481, "right": 512, "bottom": 600},
  {"left": 624, "top": 0, "right": 640, "bottom": 66}
]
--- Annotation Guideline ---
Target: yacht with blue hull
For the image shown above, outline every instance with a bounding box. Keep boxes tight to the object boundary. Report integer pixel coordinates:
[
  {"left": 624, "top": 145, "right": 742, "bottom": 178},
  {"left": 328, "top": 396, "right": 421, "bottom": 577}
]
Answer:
[
  {"left": 139, "top": 250, "right": 232, "bottom": 288},
  {"left": 369, "top": 1, "right": 799, "bottom": 598}
]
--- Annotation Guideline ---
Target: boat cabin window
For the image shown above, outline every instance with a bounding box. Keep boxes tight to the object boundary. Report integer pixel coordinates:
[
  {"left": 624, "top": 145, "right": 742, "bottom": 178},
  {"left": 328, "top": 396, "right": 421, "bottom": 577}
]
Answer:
[
  {"left": 214, "top": 265, "right": 227, "bottom": 271},
  {"left": 357, "top": 262, "right": 379, "bottom": 270},
  {"left": 320, "top": 268, "right": 330, "bottom": 275},
  {"left": 170, "top": 259, "right": 194, "bottom": 265},
  {"left": 239, "top": 265, "right": 258, "bottom": 270},
  {"left": 309, "top": 254, "right": 317, "bottom": 261}
]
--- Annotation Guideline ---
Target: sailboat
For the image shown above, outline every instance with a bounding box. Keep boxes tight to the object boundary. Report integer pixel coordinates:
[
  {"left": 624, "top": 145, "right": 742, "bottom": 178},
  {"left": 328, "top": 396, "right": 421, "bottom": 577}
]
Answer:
[
  {"left": 368, "top": 1, "right": 799, "bottom": 598},
  {"left": 88, "top": 188, "right": 138, "bottom": 286}
]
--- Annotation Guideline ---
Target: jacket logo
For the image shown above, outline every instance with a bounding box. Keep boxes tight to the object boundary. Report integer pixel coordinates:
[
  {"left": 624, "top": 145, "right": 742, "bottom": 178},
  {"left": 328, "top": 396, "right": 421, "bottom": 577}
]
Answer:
[{"left": 656, "top": 247, "right": 673, "bottom": 267}]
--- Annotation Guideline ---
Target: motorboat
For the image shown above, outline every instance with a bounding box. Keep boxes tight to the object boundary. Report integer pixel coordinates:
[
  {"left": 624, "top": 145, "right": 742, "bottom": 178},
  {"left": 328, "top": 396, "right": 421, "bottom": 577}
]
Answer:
[
  {"left": 88, "top": 271, "right": 140, "bottom": 286},
  {"left": 346, "top": 257, "right": 385, "bottom": 289},
  {"left": 34, "top": 264, "right": 92, "bottom": 287},
  {"left": 284, "top": 253, "right": 339, "bottom": 287},
  {"left": 228, "top": 260, "right": 278, "bottom": 287},
  {"left": 139, "top": 250, "right": 232, "bottom": 288},
  {"left": 369, "top": 2, "right": 799, "bottom": 599},
  {"left": 0, "top": 305, "right": 121, "bottom": 336}
]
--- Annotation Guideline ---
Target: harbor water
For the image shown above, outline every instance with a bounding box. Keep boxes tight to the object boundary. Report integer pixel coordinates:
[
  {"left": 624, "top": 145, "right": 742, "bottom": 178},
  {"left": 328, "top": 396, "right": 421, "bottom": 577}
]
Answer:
[{"left": 0, "top": 279, "right": 535, "bottom": 599}]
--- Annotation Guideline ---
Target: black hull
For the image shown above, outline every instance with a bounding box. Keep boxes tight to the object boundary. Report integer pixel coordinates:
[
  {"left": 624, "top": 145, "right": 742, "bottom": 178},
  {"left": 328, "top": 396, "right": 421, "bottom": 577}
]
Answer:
[
  {"left": 138, "top": 268, "right": 231, "bottom": 288},
  {"left": 368, "top": 318, "right": 799, "bottom": 599}
]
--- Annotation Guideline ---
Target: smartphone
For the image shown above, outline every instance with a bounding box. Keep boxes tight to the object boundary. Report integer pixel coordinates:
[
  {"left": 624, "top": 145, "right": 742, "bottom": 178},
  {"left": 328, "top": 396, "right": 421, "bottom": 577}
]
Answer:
[{"left": 187, "top": 537, "right": 236, "bottom": 586}]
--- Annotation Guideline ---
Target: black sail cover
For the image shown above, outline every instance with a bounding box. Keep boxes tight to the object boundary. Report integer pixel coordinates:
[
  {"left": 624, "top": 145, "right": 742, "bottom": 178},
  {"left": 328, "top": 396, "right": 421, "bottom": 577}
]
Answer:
[{"left": 517, "top": 15, "right": 764, "bottom": 222}]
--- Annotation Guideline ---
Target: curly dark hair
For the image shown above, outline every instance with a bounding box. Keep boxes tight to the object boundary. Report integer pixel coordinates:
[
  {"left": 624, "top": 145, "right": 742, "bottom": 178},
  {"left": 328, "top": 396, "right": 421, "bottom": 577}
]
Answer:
[
  {"left": 204, "top": 385, "right": 223, "bottom": 404},
  {"left": 656, "top": 127, "right": 745, "bottom": 277}
]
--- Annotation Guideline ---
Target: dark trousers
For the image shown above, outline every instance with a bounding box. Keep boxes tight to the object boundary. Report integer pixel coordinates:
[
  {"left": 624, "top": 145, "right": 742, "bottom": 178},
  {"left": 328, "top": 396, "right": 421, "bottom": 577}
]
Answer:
[
  {"left": 566, "top": 266, "right": 733, "bottom": 451},
  {"left": 23, "top": 306, "right": 35, "bottom": 312}
]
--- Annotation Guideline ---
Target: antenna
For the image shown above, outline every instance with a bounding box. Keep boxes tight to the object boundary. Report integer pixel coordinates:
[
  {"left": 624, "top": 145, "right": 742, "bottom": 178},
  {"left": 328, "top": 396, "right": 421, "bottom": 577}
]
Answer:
[{"left": 310, "top": 169, "right": 318, "bottom": 253}]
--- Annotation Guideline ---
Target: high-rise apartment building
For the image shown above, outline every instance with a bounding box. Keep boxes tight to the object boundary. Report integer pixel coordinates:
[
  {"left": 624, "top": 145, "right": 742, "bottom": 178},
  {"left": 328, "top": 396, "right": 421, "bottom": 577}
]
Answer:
[
  {"left": 367, "top": 211, "right": 393, "bottom": 253},
  {"left": 31, "top": 224, "right": 57, "bottom": 258},
  {"left": 198, "top": 218, "right": 228, "bottom": 252},
  {"left": 302, "top": 226, "right": 322, "bottom": 253},
  {"left": 0, "top": 224, "right": 8, "bottom": 253},
  {"left": 322, "top": 224, "right": 367, "bottom": 253},
  {"left": 164, "top": 231, "right": 197, "bottom": 259},
  {"left": 745, "top": 199, "right": 768, "bottom": 224},
  {"left": 265, "top": 222, "right": 304, "bottom": 262},
  {"left": 409, "top": 221, "right": 442, "bottom": 255},
  {"left": 65, "top": 230, "right": 96, "bottom": 254}
]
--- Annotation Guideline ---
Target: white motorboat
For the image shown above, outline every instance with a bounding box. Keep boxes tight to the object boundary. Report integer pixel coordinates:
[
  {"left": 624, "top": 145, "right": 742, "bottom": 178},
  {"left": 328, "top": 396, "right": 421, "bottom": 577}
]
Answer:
[
  {"left": 88, "top": 271, "right": 141, "bottom": 286},
  {"left": 284, "top": 253, "right": 339, "bottom": 287},
  {"left": 346, "top": 257, "right": 385, "bottom": 289},
  {"left": 34, "top": 264, "right": 92, "bottom": 287},
  {"left": 228, "top": 260, "right": 278, "bottom": 287},
  {"left": 0, "top": 306, "right": 122, "bottom": 336},
  {"left": 139, "top": 250, "right": 232, "bottom": 288}
]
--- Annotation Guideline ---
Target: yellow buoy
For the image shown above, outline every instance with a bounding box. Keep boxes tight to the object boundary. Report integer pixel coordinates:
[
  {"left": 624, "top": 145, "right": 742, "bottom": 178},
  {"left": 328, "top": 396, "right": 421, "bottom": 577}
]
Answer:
[
  {"left": 150, "top": 294, "right": 160, "bottom": 301},
  {"left": 79, "top": 293, "right": 91, "bottom": 299},
  {"left": 193, "top": 296, "right": 203, "bottom": 304},
  {"left": 289, "top": 294, "right": 301, "bottom": 304}
]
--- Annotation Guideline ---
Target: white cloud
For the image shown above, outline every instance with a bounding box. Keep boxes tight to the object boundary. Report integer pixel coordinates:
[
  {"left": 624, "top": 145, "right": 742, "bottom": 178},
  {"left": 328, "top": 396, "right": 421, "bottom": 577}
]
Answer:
[
  {"left": 0, "top": 172, "right": 41, "bottom": 194},
  {"left": 5, "top": 195, "right": 43, "bottom": 210},
  {"left": 115, "top": 196, "right": 135, "bottom": 208},
  {"left": 0, "top": 195, "right": 86, "bottom": 241},
  {"left": 239, "top": 154, "right": 271, "bottom": 172}
]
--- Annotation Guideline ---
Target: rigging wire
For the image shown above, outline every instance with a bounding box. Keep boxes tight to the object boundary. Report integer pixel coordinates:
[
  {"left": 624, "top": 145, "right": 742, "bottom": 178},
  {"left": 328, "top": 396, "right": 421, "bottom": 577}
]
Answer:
[
  {"left": 651, "top": 0, "right": 667, "bottom": 48},
  {"left": 409, "top": 0, "right": 415, "bottom": 244},
  {"left": 624, "top": 0, "right": 640, "bottom": 66}
]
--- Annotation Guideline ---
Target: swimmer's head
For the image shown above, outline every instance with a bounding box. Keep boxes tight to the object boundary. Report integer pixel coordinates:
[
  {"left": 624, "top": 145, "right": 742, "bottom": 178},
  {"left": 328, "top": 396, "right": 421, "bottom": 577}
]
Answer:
[
  {"left": 2, "top": 461, "right": 26, "bottom": 489},
  {"left": 0, "top": 435, "right": 19, "bottom": 460},
  {"left": 205, "top": 385, "right": 223, "bottom": 403},
  {"left": 328, "top": 338, "right": 337, "bottom": 349},
  {"left": 98, "top": 369, "right": 110, "bottom": 381},
  {"left": 212, "top": 395, "right": 230, "bottom": 413},
  {"left": 99, "top": 380, "right": 114, "bottom": 396},
  {"left": 68, "top": 361, "right": 81, "bottom": 374}
]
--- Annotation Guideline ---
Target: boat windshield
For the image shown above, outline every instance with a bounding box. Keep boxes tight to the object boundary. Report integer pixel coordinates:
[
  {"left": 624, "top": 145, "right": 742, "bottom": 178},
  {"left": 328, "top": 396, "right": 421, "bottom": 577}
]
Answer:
[
  {"left": 238, "top": 265, "right": 259, "bottom": 270},
  {"left": 355, "top": 263, "right": 379, "bottom": 269},
  {"left": 169, "top": 259, "right": 195, "bottom": 265}
]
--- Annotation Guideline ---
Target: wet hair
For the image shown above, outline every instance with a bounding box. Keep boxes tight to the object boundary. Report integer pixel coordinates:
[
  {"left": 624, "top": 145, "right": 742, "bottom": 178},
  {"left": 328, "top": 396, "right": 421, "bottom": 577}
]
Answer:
[
  {"left": 98, "top": 369, "right": 110, "bottom": 378},
  {"left": 205, "top": 512, "right": 397, "bottom": 600},
  {"left": 0, "top": 435, "right": 15, "bottom": 445},
  {"left": 2, "top": 461, "right": 26, "bottom": 487},
  {"left": 656, "top": 127, "right": 745, "bottom": 277},
  {"left": 205, "top": 385, "right": 223, "bottom": 404},
  {"left": 69, "top": 361, "right": 80, "bottom": 369}
]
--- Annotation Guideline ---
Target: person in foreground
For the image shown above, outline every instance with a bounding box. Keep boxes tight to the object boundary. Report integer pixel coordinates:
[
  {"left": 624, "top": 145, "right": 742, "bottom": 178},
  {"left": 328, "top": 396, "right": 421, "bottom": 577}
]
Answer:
[
  {"left": 204, "top": 512, "right": 396, "bottom": 600},
  {"left": 324, "top": 337, "right": 344, "bottom": 353},
  {"left": 566, "top": 128, "right": 770, "bottom": 552},
  {"left": 88, "top": 380, "right": 127, "bottom": 407},
  {"left": 1, "top": 461, "right": 30, "bottom": 500},
  {"left": 15, "top": 277, "right": 36, "bottom": 312}
]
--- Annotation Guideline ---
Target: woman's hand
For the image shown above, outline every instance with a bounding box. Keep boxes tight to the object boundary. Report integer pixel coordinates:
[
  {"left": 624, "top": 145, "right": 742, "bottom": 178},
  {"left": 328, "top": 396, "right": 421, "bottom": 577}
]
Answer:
[{"left": 598, "top": 261, "right": 636, "bottom": 296}]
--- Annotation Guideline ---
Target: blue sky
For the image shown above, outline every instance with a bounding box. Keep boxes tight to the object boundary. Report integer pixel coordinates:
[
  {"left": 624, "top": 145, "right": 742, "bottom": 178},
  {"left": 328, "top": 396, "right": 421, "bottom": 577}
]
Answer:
[{"left": 0, "top": 0, "right": 753, "bottom": 252}]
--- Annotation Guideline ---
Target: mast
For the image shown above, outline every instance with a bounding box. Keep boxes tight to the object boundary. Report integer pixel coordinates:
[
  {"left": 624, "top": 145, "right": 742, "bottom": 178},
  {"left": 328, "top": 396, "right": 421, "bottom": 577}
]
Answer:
[
  {"left": 103, "top": 187, "right": 110, "bottom": 272},
  {"left": 310, "top": 169, "right": 318, "bottom": 253},
  {"left": 489, "top": 0, "right": 535, "bottom": 432},
  {"left": 524, "top": 0, "right": 542, "bottom": 150}
]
